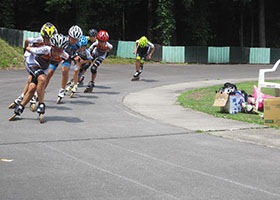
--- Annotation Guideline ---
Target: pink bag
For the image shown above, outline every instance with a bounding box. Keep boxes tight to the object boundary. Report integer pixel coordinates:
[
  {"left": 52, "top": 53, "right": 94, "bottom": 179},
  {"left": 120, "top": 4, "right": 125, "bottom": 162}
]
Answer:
[{"left": 252, "top": 85, "right": 274, "bottom": 109}]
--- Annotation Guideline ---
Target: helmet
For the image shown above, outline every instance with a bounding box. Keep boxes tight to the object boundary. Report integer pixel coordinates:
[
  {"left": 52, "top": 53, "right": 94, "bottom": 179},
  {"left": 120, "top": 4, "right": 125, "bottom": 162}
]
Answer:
[
  {"left": 50, "top": 34, "right": 69, "bottom": 49},
  {"left": 139, "top": 36, "right": 148, "bottom": 48},
  {"left": 97, "top": 30, "right": 109, "bottom": 41},
  {"left": 88, "top": 29, "right": 98, "bottom": 37},
  {"left": 68, "top": 25, "right": 83, "bottom": 40},
  {"left": 40, "top": 22, "right": 58, "bottom": 39},
  {"left": 78, "top": 35, "right": 88, "bottom": 46}
]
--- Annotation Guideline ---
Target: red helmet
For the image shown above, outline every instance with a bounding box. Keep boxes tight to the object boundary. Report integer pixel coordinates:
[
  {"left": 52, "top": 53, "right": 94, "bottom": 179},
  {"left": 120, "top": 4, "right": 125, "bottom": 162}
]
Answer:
[{"left": 97, "top": 30, "right": 109, "bottom": 41}]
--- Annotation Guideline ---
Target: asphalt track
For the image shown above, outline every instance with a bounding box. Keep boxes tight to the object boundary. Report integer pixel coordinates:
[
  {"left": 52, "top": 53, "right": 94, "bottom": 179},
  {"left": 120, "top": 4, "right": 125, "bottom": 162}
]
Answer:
[{"left": 1, "top": 63, "right": 280, "bottom": 199}]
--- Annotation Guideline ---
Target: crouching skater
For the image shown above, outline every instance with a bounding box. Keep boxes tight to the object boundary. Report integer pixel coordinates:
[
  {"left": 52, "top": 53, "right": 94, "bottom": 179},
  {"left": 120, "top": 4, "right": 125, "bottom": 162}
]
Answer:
[{"left": 9, "top": 34, "right": 69, "bottom": 123}]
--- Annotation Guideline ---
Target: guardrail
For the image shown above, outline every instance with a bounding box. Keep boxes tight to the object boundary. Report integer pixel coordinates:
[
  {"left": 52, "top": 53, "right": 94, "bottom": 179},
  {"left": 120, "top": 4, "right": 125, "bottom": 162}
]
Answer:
[{"left": 1, "top": 27, "right": 279, "bottom": 64}]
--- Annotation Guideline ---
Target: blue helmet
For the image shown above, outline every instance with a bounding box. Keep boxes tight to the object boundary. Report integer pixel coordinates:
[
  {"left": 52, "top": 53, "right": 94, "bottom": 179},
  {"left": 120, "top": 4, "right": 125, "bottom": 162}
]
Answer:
[{"left": 78, "top": 35, "right": 88, "bottom": 47}]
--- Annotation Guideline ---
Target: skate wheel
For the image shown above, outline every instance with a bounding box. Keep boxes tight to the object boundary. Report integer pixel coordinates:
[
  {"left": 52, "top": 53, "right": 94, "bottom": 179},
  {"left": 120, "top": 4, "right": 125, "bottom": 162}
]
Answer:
[
  {"left": 9, "top": 113, "right": 17, "bottom": 121},
  {"left": 131, "top": 77, "right": 140, "bottom": 81},
  {"left": 56, "top": 97, "right": 62, "bottom": 104},
  {"left": 8, "top": 103, "right": 16, "bottom": 109},
  {"left": 39, "top": 114, "right": 44, "bottom": 123},
  {"left": 84, "top": 88, "right": 91, "bottom": 93},
  {"left": 29, "top": 103, "right": 36, "bottom": 112},
  {"left": 70, "top": 93, "right": 74, "bottom": 98}
]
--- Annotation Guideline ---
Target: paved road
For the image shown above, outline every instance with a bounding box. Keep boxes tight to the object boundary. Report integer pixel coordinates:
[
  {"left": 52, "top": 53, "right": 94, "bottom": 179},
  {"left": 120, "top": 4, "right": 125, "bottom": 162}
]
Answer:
[{"left": 1, "top": 63, "right": 280, "bottom": 199}]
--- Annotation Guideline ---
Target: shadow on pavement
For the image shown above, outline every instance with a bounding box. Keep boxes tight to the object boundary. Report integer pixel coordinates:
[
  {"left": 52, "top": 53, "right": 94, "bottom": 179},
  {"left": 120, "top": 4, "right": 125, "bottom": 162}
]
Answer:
[
  {"left": 93, "top": 91, "right": 120, "bottom": 95},
  {"left": 47, "top": 105, "right": 72, "bottom": 111},
  {"left": 45, "top": 116, "right": 84, "bottom": 123},
  {"left": 95, "top": 85, "right": 111, "bottom": 89},
  {"left": 68, "top": 100, "right": 94, "bottom": 105},
  {"left": 140, "top": 79, "right": 159, "bottom": 82}
]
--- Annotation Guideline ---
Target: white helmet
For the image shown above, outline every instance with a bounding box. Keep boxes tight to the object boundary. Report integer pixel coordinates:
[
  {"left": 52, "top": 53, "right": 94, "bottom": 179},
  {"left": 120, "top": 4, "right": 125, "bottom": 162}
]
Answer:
[
  {"left": 68, "top": 25, "right": 83, "bottom": 40},
  {"left": 50, "top": 34, "right": 69, "bottom": 49}
]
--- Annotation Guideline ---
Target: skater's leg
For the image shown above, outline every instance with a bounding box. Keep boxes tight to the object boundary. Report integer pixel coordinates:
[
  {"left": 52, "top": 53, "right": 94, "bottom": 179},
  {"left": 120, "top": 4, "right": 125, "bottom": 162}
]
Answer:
[
  {"left": 135, "top": 59, "right": 141, "bottom": 72},
  {"left": 61, "top": 65, "right": 70, "bottom": 90},
  {"left": 45, "top": 67, "right": 56, "bottom": 89},
  {"left": 37, "top": 74, "right": 46, "bottom": 104},
  {"left": 21, "top": 83, "right": 36, "bottom": 107},
  {"left": 73, "top": 63, "right": 81, "bottom": 86}
]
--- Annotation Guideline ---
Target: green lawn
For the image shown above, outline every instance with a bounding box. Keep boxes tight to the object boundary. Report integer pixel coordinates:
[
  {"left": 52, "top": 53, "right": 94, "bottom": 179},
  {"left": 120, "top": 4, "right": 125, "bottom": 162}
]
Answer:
[
  {"left": 0, "top": 38, "right": 25, "bottom": 69},
  {"left": 178, "top": 81, "right": 280, "bottom": 126}
]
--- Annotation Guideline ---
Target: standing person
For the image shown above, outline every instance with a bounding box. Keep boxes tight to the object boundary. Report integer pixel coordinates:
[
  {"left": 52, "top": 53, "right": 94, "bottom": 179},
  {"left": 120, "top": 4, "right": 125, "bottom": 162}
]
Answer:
[
  {"left": 84, "top": 30, "right": 113, "bottom": 93},
  {"left": 57, "top": 25, "right": 83, "bottom": 104},
  {"left": 67, "top": 35, "right": 93, "bottom": 97},
  {"left": 131, "top": 36, "right": 154, "bottom": 81},
  {"left": 9, "top": 34, "right": 69, "bottom": 123},
  {"left": 8, "top": 22, "right": 58, "bottom": 110}
]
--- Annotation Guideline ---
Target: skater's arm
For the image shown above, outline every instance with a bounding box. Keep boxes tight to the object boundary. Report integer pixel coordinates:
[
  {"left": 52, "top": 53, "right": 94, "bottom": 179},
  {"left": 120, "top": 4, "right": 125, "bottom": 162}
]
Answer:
[
  {"left": 133, "top": 40, "right": 139, "bottom": 54},
  {"left": 146, "top": 42, "right": 155, "bottom": 60}
]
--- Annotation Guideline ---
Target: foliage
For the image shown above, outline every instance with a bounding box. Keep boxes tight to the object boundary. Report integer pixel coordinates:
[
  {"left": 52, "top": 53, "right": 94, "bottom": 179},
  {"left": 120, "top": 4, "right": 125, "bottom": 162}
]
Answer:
[
  {"left": 0, "top": 0, "right": 278, "bottom": 47},
  {"left": 154, "top": 0, "right": 175, "bottom": 45}
]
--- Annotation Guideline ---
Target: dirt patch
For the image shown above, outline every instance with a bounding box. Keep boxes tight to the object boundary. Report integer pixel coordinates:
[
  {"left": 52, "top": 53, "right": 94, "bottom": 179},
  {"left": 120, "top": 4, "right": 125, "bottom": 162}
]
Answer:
[{"left": 185, "top": 90, "right": 206, "bottom": 100}]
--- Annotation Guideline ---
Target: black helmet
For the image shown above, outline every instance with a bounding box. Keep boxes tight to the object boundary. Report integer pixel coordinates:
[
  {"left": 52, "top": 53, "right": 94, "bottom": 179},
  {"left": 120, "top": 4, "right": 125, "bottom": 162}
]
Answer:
[{"left": 88, "top": 29, "right": 98, "bottom": 37}]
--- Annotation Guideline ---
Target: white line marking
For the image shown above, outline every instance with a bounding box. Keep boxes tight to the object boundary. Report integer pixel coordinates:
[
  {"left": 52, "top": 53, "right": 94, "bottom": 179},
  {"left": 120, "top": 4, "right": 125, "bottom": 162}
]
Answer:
[
  {"left": 42, "top": 143, "right": 181, "bottom": 200},
  {"left": 103, "top": 141, "right": 280, "bottom": 198}
]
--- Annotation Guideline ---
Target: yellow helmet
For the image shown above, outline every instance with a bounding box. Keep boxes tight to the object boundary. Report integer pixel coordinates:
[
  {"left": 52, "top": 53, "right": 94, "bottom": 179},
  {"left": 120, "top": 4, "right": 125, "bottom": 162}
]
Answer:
[
  {"left": 139, "top": 36, "right": 148, "bottom": 48},
  {"left": 40, "top": 22, "right": 58, "bottom": 39}
]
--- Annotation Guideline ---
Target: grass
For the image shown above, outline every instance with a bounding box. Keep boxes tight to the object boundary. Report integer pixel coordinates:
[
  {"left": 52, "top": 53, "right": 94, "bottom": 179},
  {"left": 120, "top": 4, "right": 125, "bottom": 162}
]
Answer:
[
  {"left": 0, "top": 38, "right": 25, "bottom": 69},
  {"left": 0, "top": 42, "right": 154, "bottom": 69},
  {"left": 178, "top": 81, "right": 280, "bottom": 125}
]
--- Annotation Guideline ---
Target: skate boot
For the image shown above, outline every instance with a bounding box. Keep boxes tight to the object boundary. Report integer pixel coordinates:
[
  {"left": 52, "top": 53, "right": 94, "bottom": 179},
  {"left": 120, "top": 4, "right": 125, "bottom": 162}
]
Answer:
[
  {"left": 78, "top": 75, "right": 85, "bottom": 87},
  {"left": 66, "top": 79, "right": 74, "bottom": 86},
  {"left": 9, "top": 103, "right": 25, "bottom": 121},
  {"left": 8, "top": 93, "right": 24, "bottom": 109},
  {"left": 66, "top": 83, "right": 74, "bottom": 93},
  {"left": 56, "top": 89, "right": 65, "bottom": 104},
  {"left": 84, "top": 81, "right": 95, "bottom": 93},
  {"left": 37, "top": 102, "right": 46, "bottom": 123},
  {"left": 140, "top": 64, "right": 144, "bottom": 73},
  {"left": 131, "top": 71, "right": 141, "bottom": 81},
  {"left": 70, "top": 84, "right": 78, "bottom": 98},
  {"left": 29, "top": 94, "right": 38, "bottom": 112}
]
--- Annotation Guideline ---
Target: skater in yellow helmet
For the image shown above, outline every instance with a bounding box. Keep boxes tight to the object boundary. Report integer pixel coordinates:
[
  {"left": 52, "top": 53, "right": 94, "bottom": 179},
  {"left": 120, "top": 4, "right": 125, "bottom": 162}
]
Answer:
[{"left": 132, "top": 36, "right": 154, "bottom": 81}]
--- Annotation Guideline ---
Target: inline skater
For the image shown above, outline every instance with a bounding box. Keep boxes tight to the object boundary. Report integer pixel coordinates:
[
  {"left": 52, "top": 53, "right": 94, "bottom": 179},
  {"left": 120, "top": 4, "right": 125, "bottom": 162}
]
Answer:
[
  {"left": 84, "top": 30, "right": 113, "bottom": 93},
  {"left": 131, "top": 36, "right": 154, "bottom": 81},
  {"left": 9, "top": 34, "right": 69, "bottom": 123},
  {"left": 67, "top": 35, "right": 93, "bottom": 97},
  {"left": 9, "top": 22, "right": 58, "bottom": 110},
  {"left": 57, "top": 25, "right": 83, "bottom": 103},
  {"left": 77, "top": 28, "right": 98, "bottom": 86}
]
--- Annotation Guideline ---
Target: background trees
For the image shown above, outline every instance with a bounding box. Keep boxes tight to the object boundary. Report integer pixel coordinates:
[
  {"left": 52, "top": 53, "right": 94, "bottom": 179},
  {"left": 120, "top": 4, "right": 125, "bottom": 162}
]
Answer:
[{"left": 1, "top": 0, "right": 279, "bottom": 47}]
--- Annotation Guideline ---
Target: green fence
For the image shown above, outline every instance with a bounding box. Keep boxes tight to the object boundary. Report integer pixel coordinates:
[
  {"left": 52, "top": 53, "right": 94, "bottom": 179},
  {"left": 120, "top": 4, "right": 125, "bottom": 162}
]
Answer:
[
  {"left": 116, "top": 41, "right": 135, "bottom": 59},
  {"left": 249, "top": 48, "right": 270, "bottom": 64},
  {"left": 1, "top": 26, "right": 280, "bottom": 64},
  {"left": 208, "top": 47, "right": 230, "bottom": 63},
  {"left": 162, "top": 46, "right": 185, "bottom": 63},
  {"left": 22, "top": 30, "right": 41, "bottom": 47},
  {"left": 185, "top": 46, "right": 208, "bottom": 63}
]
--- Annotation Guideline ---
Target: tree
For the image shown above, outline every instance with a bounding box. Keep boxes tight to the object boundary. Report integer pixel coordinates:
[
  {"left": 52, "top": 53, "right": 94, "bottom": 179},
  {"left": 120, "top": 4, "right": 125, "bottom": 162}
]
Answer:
[
  {"left": 154, "top": 0, "right": 175, "bottom": 45},
  {"left": 0, "top": 0, "right": 16, "bottom": 28},
  {"left": 258, "top": 0, "right": 265, "bottom": 47}
]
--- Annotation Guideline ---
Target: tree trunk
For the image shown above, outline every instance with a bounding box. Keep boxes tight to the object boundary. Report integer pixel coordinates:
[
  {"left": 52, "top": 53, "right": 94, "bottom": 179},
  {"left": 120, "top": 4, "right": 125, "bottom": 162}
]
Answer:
[
  {"left": 258, "top": 0, "right": 265, "bottom": 47},
  {"left": 240, "top": 11, "right": 244, "bottom": 48},
  {"left": 250, "top": 3, "right": 254, "bottom": 47},
  {"left": 147, "top": 0, "right": 153, "bottom": 40},
  {"left": 122, "top": 7, "right": 125, "bottom": 40}
]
